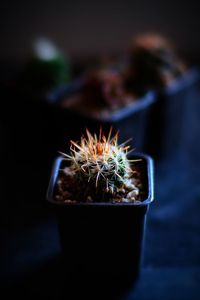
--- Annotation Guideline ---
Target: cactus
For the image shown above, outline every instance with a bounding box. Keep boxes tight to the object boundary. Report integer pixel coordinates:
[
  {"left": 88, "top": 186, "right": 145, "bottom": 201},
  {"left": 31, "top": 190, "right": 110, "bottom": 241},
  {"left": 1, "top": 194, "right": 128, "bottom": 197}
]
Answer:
[
  {"left": 58, "top": 128, "right": 141, "bottom": 203},
  {"left": 74, "top": 68, "right": 136, "bottom": 116},
  {"left": 127, "top": 33, "right": 186, "bottom": 92},
  {"left": 21, "top": 38, "right": 70, "bottom": 92}
]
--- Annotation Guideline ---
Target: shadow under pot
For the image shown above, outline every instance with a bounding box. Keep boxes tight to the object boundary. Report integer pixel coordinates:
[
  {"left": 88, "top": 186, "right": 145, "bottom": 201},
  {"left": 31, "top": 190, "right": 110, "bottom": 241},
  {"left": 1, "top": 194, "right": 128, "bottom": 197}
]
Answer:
[
  {"left": 55, "top": 91, "right": 155, "bottom": 153},
  {"left": 46, "top": 154, "right": 154, "bottom": 280},
  {"left": 146, "top": 68, "right": 200, "bottom": 162}
]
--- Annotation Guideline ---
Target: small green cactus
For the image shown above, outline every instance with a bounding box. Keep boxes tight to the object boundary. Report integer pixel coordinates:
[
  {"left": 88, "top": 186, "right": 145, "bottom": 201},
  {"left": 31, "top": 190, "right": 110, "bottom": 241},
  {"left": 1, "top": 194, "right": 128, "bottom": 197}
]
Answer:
[
  {"left": 58, "top": 128, "right": 141, "bottom": 203},
  {"left": 22, "top": 38, "right": 70, "bottom": 92}
]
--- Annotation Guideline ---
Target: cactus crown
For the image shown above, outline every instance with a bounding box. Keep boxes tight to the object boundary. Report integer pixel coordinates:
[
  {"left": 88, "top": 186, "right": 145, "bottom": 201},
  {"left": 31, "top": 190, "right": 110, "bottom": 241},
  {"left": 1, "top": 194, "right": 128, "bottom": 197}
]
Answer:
[{"left": 60, "top": 128, "right": 137, "bottom": 196}]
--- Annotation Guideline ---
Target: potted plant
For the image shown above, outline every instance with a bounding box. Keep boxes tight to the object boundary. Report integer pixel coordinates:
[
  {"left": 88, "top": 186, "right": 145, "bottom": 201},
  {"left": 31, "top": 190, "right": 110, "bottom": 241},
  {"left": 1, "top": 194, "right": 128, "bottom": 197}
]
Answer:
[
  {"left": 128, "top": 32, "right": 200, "bottom": 160},
  {"left": 53, "top": 67, "right": 155, "bottom": 153},
  {"left": 47, "top": 128, "right": 154, "bottom": 280},
  {"left": 3, "top": 38, "right": 71, "bottom": 165}
]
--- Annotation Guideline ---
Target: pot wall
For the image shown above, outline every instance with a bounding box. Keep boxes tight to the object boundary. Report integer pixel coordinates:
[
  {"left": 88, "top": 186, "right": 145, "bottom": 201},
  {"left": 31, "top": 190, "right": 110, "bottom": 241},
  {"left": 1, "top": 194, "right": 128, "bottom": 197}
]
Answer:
[
  {"left": 145, "top": 68, "right": 200, "bottom": 161},
  {"left": 47, "top": 154, "right": 154, "bottom": 276},
  {"left": 53, "top": 91, "right": 155, "bottom": 153}
]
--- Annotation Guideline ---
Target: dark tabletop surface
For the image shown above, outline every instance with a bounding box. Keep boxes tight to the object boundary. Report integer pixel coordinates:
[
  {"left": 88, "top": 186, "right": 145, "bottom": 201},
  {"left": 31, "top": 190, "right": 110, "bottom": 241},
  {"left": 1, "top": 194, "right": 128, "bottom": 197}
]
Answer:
[{"left": 0, "top": 76, "right": 200, "bottom": 299}]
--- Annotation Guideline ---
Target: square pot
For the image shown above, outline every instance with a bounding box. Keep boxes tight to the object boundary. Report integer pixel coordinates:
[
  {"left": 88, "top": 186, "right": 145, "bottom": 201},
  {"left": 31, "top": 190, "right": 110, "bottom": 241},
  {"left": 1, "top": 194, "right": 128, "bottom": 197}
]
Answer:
[
  {"left": 146, "top": 68, "right": 200, "bottom": 161},
  {"left": 46, "top": 153, "right": 154, "bottom": 279}
]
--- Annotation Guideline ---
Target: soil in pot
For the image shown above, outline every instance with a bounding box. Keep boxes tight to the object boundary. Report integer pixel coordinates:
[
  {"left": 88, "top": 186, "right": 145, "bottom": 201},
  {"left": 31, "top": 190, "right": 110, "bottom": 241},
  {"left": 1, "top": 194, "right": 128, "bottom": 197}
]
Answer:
[{"left": 54, "top": 155, "right": 146, "bottom": 204}]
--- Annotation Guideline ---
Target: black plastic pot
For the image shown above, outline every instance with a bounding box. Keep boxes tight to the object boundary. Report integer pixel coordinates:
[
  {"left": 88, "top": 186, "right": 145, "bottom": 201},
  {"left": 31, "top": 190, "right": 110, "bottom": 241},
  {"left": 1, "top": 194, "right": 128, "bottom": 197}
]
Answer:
[
  {"left": 46, "top": 154, "right": 154, "bottom": 279},
  {"left": 54, "top": 91, "right": 155, "bottom": 154},
  {"left": 145, "top": 68, "right": 200, "bottom": 161}
]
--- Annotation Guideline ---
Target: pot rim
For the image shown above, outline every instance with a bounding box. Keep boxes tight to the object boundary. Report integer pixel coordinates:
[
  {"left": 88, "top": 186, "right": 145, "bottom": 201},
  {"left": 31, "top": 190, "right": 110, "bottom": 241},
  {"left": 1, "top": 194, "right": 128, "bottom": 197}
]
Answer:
[
  {"left": 46, "top": 75, "right": 156, "bottom": 122},
  {"left": 73, "top": 91, "right": 156, "bottom": 122},
  {"left": 46, "top": 153, "right": 154, "bottom": 207},
  {"left": 163, "top": 67, "right": 200, "bottom": 96}
]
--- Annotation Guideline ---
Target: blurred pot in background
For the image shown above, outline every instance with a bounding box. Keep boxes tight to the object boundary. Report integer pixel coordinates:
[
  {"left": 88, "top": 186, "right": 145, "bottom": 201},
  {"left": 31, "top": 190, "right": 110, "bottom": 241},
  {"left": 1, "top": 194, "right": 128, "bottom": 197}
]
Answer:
[
  {"left": 128, "top": 32, "right": 200, "bottom": 162},
  {"left": 54, "top": 67, "right": 155, "bottom": 153}
]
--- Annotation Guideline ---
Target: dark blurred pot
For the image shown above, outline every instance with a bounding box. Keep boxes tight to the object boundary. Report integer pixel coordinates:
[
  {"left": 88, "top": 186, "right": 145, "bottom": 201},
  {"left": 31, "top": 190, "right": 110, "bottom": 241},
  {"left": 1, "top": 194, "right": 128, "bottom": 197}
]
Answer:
[
  {"left": 46, "top": 154, "right": 154, "bottom": 279},
  {"left": 53, "top": 91, "right": 155, "bottom": 153},
  {"left": 145, "top": 68, "right": 200, "bottom": 161}
]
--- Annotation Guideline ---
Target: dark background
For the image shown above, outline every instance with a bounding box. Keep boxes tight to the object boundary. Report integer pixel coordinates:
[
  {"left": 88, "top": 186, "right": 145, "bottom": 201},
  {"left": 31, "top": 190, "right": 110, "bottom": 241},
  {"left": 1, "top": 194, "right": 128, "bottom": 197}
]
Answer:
[
  {"left": 1, "top": 0, "right": 200, "bottom": 62},
  {"left": 1, "top": 1, "right": 200, "bottom": 299}
]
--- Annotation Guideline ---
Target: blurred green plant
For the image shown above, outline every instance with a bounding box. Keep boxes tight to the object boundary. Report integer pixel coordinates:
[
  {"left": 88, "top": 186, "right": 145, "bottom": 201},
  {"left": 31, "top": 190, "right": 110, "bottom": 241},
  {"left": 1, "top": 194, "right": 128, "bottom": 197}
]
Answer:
[{"left": 22, "top": 38, "right": 70, "bottom": 92}]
